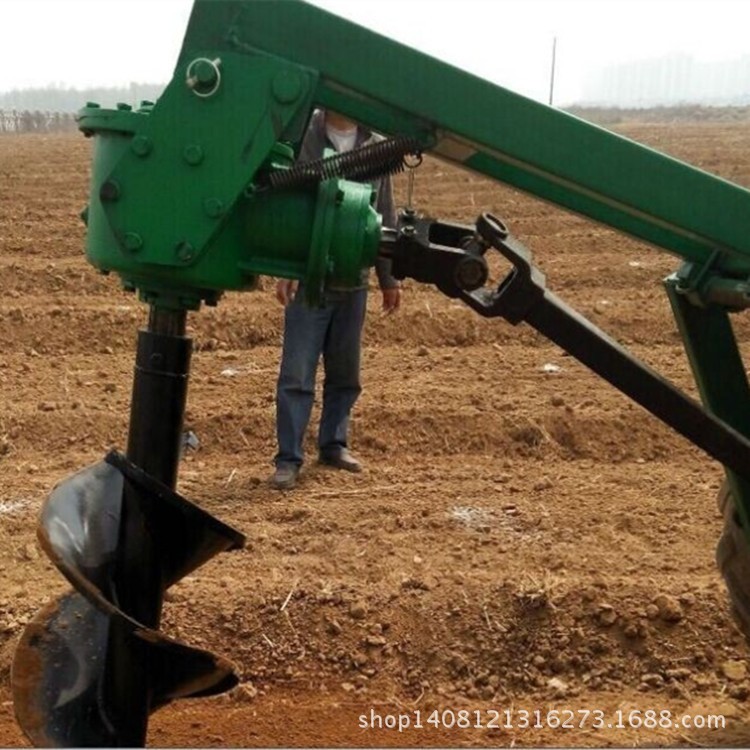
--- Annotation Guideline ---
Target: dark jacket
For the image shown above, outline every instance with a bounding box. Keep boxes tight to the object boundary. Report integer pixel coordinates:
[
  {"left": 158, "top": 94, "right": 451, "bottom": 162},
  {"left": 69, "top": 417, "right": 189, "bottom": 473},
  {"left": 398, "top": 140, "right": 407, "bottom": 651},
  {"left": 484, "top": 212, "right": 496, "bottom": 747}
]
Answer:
[{"left": 299, "top": 110, "right": 398, "bottom": 290}]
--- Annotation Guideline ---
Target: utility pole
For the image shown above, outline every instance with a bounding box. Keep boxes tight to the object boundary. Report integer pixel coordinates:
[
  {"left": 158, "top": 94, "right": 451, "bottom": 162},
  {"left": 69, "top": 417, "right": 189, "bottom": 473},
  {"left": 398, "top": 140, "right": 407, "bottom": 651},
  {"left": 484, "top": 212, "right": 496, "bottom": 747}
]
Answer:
[{"left": 549, "top": 36, "right": 557, "bottom": 106}]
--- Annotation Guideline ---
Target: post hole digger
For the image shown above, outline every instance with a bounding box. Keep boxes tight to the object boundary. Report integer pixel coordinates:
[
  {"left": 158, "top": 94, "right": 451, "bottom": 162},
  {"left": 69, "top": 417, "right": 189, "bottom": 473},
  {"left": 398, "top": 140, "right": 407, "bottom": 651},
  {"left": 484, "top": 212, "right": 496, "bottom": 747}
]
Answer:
[{"left": 11, "top": 0, "right": 750, "bottom": 746}]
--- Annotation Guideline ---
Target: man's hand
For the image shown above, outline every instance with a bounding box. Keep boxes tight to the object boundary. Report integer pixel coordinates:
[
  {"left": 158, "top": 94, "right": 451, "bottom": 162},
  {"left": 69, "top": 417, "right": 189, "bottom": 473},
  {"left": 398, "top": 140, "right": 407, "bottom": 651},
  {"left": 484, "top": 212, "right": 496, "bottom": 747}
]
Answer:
[
  {"left": 276, "top": 279, "right": 299, "bottom": 306},
  {"left": 381, "top": 286, "right": 401, "bottom": 314}
]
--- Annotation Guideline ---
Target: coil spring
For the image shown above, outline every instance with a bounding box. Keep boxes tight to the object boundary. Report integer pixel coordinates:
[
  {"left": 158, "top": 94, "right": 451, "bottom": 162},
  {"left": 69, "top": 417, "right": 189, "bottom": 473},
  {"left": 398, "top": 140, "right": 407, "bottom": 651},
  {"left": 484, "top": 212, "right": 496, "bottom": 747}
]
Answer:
[{"left": 268, "top": 135, "right": 422, "bottom": 190}]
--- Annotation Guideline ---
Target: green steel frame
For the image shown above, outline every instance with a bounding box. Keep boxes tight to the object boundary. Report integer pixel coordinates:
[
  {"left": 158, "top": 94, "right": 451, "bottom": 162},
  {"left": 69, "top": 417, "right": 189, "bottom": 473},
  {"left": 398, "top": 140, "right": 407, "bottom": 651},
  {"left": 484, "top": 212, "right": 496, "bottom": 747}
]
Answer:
[{"left": 83, "top": 0, "right": 750, "bottom": 531}]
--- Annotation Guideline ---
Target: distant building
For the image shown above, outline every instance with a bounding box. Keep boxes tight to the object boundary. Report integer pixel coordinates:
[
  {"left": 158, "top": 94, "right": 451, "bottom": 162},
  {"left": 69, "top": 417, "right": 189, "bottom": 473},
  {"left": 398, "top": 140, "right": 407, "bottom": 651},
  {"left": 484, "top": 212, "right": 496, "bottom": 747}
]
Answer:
[{"left": 581, "top": 54, "right": 750, "bottom": 107}]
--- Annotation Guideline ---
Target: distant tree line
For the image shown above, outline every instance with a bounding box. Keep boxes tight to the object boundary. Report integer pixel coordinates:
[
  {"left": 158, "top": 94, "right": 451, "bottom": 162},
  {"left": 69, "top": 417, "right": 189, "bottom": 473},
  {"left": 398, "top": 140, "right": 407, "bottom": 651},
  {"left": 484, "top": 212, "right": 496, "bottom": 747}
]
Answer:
[
  {"left": 0, "top": 82, "right": 165, "bottom": 114},
  {"left": 565, "top": 104, "right": 750, "bottom": 126},
  {"left": 0, "top": 83, "right": 166, "bottom": 135},
  {"left": 0, "top": 110, "right": 77, "bottom": 134}
]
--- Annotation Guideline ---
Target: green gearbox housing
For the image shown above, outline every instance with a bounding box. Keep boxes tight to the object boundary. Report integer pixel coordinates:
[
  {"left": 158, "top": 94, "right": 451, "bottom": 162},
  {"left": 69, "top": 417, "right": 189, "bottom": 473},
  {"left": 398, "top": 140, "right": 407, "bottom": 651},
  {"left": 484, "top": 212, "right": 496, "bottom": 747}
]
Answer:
[{"left": 79, "top": 101, "right": 381, "bottom": 310}]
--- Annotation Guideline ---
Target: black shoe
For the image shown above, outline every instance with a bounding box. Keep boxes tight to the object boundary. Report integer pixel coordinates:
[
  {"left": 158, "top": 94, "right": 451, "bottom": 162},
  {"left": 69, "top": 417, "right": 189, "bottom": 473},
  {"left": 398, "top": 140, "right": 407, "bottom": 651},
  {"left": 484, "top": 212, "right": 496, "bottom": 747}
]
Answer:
[
  {"left": 270, "top": 463, "right": 299, "bottom": 490},
  {"left": 319, "top": 449, "right": 362, "bottom": 473}
]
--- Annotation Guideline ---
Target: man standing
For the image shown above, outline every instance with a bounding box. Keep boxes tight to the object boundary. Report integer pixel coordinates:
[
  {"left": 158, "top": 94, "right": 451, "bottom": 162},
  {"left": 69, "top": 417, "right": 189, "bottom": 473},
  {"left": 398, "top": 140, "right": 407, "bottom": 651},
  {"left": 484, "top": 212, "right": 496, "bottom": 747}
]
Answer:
[{"left": 271, "top": 109, "right": 401, "bottom": 490}]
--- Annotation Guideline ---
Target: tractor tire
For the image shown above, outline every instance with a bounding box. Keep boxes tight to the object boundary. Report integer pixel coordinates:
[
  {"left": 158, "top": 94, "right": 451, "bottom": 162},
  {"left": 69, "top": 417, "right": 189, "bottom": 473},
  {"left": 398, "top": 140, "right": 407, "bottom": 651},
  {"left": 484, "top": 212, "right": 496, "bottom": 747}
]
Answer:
[{"left": 716, "top": 480, "right": 750, "bottom": 641}]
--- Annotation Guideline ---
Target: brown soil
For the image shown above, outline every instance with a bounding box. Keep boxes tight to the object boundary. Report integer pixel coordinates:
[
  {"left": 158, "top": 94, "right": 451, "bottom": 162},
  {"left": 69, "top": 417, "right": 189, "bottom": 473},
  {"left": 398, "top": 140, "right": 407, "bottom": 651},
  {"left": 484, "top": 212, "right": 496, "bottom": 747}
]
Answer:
[{"left": 1, "top": 125, "right": 750, "bottom": 747}]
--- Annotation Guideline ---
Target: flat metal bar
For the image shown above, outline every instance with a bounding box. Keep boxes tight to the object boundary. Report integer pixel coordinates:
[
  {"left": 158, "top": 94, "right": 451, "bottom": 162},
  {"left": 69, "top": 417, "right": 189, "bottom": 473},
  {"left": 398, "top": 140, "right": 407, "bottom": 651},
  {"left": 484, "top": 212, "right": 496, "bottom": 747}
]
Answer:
[{"left": 182, "top": 0, "right": 750, "bottom": 270}]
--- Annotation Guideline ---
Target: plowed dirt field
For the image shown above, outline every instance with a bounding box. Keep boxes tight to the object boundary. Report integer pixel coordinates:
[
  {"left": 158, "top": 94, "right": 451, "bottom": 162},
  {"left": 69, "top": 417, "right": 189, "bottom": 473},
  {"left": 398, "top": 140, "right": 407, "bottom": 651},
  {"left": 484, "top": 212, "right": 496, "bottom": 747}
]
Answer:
[{"left": 2, "top": 122, "right": 750, "bottom": 746}]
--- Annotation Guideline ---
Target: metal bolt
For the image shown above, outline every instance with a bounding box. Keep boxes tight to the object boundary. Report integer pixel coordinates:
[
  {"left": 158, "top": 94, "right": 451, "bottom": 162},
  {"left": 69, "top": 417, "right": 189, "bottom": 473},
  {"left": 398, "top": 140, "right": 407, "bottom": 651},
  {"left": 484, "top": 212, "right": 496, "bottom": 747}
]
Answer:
[
  {"left": 183, "top": 144, "right": 204, "bottom": 166},
  {"left": 85, "top": 101, "right": 101, "bottom": 109},
  {"left": 99, "top": 180, "right": 121, "bottom": 202},
  {"left": 195, "top": 60, "right": 217, "bottom": 85},
  {"left": 401, "top": 225, "right": 416, "bottom": 238},
  {"left": 116, "top": 102, "right": 132, "bottom": 111},
  {"left": 272, "top": 70, "right": 303, "bottom": 104},
  {"left": 175, "top": 241, "right": 196, "bottom": 263},
  {"left": 454, "top": 256, "right": 488, "bottom": 291},
  {"left": 203, "top": 198, "right": 224, "bottom": 218},
  {"left": 123, "top": 232, "right": 144, "bottom": 253},
  {"left": 131, "top": 135, "right": 153, "bottom": 157}
]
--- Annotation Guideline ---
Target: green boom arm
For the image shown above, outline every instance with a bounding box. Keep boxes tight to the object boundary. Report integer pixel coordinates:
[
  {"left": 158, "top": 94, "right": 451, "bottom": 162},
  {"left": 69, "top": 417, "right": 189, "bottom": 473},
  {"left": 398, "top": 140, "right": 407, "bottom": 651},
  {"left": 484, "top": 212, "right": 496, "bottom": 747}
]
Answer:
[
  {"left": 180, "top": 0, "right": 750, "bottom": 273},
  {"left": 81, "top": 0, "right": 750, "bottom": 309}
]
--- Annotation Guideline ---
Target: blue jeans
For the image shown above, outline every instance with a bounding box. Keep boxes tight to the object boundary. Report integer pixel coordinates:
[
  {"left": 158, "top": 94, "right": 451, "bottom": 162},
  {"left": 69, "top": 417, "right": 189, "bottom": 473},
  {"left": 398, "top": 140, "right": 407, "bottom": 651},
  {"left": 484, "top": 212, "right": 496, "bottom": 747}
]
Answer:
[{"left": 275, "top": 286, "right": 368, "bottom": 467}]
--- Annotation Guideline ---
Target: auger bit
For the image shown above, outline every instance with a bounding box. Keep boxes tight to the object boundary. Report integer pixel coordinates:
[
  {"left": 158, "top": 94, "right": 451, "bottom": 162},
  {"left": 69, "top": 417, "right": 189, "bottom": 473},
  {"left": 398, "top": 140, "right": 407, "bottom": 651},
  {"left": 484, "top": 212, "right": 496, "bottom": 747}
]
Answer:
[{"left": 12, "top": 308, "right": 245, "bottom": 747}]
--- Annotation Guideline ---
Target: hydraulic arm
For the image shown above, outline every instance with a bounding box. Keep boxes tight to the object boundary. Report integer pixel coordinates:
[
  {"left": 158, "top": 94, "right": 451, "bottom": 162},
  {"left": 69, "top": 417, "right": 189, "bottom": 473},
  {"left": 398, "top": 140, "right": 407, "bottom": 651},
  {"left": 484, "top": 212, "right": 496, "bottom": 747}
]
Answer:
[{"left": 12, "top": 0, "right": 750, "bottom": 746}]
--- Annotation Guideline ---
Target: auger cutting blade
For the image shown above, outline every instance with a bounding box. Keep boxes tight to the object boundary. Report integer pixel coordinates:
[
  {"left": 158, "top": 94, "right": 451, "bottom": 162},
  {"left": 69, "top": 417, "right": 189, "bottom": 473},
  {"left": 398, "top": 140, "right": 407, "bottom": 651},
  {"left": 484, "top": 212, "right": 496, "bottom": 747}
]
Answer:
[
  {"left": 13, "top": 591, "right": 238, "bottom": 747},
  {"left": 12, "top": 452, "right": 245, "bottom": 748}
]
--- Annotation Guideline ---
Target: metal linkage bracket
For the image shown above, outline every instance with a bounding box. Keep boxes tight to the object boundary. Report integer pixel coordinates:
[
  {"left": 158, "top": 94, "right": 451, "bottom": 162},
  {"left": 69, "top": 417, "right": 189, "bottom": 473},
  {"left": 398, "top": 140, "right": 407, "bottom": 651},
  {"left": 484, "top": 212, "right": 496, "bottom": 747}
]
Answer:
[
  {"left": 381, "top": 209, "right": 490, "bottom": 299},
  {"left": 672, "top": 250, "right": 750, "bottom": 311},
  {"left": 384, "top": 211, "right": 750, "bottom": 483}
]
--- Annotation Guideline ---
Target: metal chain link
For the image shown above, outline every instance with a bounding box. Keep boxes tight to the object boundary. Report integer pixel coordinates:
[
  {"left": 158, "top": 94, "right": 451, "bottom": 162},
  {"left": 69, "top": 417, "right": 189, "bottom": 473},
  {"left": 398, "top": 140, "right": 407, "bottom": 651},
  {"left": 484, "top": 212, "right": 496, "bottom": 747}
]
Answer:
[{"left": 404, "top": 153, "right": 422, "bottom": 211}]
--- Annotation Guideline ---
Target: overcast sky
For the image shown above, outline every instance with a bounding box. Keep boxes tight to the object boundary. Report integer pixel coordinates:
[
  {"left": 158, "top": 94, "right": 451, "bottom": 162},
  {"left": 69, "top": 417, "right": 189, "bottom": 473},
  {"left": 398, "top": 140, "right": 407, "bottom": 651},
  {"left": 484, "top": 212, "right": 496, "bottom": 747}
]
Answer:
[{"left": 1, "top": 0, "right": 749, "bottom": 104}]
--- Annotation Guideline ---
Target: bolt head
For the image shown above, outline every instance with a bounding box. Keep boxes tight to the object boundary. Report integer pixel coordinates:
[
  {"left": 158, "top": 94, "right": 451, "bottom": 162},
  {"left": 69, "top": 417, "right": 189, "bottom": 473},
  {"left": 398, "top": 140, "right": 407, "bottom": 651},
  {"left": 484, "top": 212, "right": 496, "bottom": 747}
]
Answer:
[
  {"left": 203, "top": 197, "right": 224, "bottom": 218},
  {"left": 183, "top": 144, "right": 204, "bottom": 166},
  {"left": 123, "top": 232, "right": 144, "bottom": 253},
  {"left": 99, "top": 180, "right": 121, "bottom": 202},
  {"left": 175, "top": 241, "right": 196, "bottom": 263},
  {"left": 194, "top": 60, "right": 218, "bottom": 85},
  {"left": 131, "top": 135, "right": 152, "bottom": 157},
  {"left": 272, "top": 70, "right": 303, "bottom": 104}
]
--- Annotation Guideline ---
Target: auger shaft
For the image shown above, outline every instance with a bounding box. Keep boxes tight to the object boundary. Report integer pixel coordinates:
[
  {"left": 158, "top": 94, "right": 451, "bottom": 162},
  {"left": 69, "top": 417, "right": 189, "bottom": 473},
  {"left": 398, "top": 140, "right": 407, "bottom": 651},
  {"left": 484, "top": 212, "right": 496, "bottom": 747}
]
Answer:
[
  {"left": 108, "top": 306, "right": 193, "bottom": 745},
  {"left": 120, "top": 306, "right": 191, "bottom": 625},
  {"left": 126, "top": 308, "right": 190, "bottom": 500}
]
